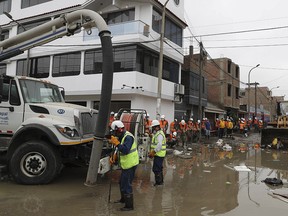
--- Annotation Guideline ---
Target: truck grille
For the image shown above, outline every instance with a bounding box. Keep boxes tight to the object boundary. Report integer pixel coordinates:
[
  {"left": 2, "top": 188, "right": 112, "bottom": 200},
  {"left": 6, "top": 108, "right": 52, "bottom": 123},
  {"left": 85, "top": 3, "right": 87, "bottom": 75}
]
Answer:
[{"left": 81, "top": 112, "right": 97, "bottom": 136}]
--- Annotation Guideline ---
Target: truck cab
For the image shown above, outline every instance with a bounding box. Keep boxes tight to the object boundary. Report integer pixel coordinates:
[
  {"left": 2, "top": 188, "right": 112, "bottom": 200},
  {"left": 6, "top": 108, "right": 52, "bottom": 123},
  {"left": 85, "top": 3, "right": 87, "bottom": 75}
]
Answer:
[{"left": 0, "top": 75, "right": 104, "bottom": 184}]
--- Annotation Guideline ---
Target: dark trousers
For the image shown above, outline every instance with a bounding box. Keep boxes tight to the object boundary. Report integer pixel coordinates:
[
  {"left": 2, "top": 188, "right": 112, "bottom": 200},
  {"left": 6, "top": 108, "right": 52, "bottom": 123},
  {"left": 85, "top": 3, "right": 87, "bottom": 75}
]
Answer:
[
  {"left": 120, "top": 165, "right": 137, "bottom": 195},
  {"left": 152, "top": 156, "right": 164, "bottom": 173},
  {"left": 152, "top": 156, "right": 164, "bottom": 185}
]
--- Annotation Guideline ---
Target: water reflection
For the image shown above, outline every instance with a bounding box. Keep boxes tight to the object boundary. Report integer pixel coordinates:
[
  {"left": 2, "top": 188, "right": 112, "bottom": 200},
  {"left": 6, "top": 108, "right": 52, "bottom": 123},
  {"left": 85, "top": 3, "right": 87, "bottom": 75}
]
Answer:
[{"left": 1, "top": 144, "right": 288, "bottom": 216}]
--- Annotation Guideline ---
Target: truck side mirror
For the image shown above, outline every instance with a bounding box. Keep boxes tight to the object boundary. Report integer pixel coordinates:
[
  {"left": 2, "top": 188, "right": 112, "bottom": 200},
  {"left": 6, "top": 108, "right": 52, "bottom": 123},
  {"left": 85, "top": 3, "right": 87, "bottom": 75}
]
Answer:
[{"left": 59, "top": 87, "right": 65, "bottom": 100}]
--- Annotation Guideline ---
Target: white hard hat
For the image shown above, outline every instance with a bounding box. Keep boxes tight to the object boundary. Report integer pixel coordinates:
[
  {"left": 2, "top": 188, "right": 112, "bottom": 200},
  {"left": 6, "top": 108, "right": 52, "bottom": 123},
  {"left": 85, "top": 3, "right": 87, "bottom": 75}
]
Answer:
[
  {"left": 173, "top": 132, "right": 177, "bottom": 136},
  {"left": 151, "top": 120, "right": 160, "bottom": 127},
  {"left": 110, "top": 111, "right": 115, "bottom": 115},
  {"left": 197, "top": 120, "right": 200, "bottom": 123},
  {"left": 114, "top": 113, "right": 118, "bottom": 117},
  {"left": 190, "top": 118, "right": 193, "bottom": 121},
  {"left": 181, "top": 120, "right": 185, "bottom": 125},
  {"left": 146, "top": 113, "right": 150, "bottom": 117},
  {"left": 111, "top": 120, "right": 124, "bottom": 130},
  {"left": 160, "top": 115, "right": 165, "bottom": 119}
]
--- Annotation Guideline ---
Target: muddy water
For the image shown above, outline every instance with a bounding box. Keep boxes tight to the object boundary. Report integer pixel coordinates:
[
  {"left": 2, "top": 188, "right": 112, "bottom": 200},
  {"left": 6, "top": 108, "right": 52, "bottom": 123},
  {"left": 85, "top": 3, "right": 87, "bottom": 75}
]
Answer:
[{"left": 1, "top": 134, "right": 288, "bottom": 216}]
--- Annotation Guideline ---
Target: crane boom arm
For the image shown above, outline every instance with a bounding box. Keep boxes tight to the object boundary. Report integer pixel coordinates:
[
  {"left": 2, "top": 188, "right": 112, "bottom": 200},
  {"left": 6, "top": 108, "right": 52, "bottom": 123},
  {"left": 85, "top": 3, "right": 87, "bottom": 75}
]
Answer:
[{"left": 0, "top": 9, "right": 109, "bottom": 61}]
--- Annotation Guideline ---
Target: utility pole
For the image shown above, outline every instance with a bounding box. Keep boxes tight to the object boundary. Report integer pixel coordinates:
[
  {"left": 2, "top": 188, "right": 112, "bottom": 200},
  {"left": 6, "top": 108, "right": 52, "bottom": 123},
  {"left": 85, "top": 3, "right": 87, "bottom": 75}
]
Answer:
[
  {"left": 254, "top": 82, "right": 259, "bottom": 119},
  {"left": 156, "top": 0, "right": 170, "bottom": 120},
  {"left": 198, "top": 42, "right": 204, "bottom": 141}
]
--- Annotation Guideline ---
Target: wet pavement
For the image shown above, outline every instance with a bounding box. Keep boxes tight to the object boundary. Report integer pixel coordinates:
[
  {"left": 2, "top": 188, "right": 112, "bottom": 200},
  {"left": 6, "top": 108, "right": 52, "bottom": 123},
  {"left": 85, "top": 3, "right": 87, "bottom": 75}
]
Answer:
[{"left": 1, "top": 132, "right": 288, "bottom": 216}]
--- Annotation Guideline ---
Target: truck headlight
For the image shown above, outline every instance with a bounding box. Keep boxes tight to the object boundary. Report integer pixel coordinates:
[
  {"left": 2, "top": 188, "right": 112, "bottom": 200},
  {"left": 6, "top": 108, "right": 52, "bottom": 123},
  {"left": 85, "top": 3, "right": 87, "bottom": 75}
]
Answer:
[{"left": 55, "top": 125, "right": 80, "bottom": 139}]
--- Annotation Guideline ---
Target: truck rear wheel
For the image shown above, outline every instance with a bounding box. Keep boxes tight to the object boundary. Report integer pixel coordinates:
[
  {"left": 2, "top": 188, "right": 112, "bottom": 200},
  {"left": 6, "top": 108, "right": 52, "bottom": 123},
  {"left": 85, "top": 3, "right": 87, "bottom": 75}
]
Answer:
[{"left": 9, "top": 141, "right": 61, "bottom": 184}]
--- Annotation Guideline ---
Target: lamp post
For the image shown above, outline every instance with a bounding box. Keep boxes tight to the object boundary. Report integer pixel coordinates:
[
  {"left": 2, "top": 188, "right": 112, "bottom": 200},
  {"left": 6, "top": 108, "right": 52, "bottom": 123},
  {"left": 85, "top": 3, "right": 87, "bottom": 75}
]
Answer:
[
  {"left": 4, "top": 12, "right": 30, "bottom": 75},
  {"left": 156, "top": 0, "right": 170, "bottom": 120},
  {"left": 269, "top": 86, "right": 279, "bottom": 122},
  {"left": 247, "top": 64, "right": 260, "bottom": 118}
]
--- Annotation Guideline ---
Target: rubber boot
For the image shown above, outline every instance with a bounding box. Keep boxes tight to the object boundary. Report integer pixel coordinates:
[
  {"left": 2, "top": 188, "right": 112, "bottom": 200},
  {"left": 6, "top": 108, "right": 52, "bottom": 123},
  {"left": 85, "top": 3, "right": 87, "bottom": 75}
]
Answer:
[
  {"left": 120, "top": 194, "right": 134, "bottom": 211},
  {"left": 154, "top": 173, "right": 163, "bottom": 186},
  {"left": 160, "top": 172, "right": 164, "bottom": 185},
  {"left": 114, "top": 191, "right": 124, "bottom": 203}
]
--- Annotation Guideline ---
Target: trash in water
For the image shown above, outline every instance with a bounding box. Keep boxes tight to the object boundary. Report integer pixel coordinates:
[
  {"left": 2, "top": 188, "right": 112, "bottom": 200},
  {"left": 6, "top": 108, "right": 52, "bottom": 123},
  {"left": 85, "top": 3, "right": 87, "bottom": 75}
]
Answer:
[{"left": 234, "top": 165, "right": 251, "bottom": 172}]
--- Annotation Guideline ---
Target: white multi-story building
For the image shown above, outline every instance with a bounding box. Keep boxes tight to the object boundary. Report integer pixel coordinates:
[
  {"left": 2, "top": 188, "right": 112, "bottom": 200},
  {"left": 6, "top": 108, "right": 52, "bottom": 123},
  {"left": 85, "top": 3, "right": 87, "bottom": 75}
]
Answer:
[{"left": 0, "top": 0, "right": 186, "bottom": 123}]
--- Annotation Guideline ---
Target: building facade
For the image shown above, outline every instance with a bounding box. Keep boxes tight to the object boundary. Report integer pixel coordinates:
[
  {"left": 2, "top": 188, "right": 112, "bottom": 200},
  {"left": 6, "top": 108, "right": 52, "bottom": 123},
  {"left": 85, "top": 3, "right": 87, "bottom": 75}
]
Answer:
[
  {"left": 0, "top": 0, "right": 187, "bottom": 123},
  {"left": 205, "top": 58, "right": 240, "bottom": 119},
  {"left": 176, "top": 46, "right": 207, "bottom": 121}
]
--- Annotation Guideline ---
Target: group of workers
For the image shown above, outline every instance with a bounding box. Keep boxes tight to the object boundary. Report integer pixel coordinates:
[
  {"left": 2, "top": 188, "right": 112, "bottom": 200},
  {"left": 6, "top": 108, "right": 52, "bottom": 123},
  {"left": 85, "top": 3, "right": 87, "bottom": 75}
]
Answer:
[
  {"left": 144, "top": 114, "right": 213, "bottom": 148},
  {"left": 214, "top": 116, "right": 264, "bottom": 138}
]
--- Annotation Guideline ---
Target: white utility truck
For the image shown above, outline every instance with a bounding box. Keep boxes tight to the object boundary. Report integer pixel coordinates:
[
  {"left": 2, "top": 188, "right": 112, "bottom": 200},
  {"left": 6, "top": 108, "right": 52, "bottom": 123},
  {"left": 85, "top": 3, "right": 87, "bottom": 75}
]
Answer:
[{"left": 0, "top": 9, "right": 114, "bottom": 184}]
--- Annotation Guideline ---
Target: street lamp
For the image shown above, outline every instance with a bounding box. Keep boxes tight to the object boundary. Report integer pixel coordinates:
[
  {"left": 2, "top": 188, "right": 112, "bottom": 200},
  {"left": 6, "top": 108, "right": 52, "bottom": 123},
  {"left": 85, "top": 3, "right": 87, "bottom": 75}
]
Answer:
[
  {"left": 269, "top": 86, "right": 279, "bottom": 121},
  {"left": 156, "top": 0, "right": 170, "bottom": 120},
  {"left": 3, "top": 12, "right": 30, "bottom": 75},
  {"left": 247, "top": 64, "right": 260, "bottom": 118}
]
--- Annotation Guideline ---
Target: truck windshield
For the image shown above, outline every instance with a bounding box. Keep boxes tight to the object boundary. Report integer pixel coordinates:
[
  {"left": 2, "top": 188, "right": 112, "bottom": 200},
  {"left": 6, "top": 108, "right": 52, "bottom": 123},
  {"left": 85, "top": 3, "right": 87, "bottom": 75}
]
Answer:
[{"left": 19, "top": 79, "right": 64, "bottom": 103}]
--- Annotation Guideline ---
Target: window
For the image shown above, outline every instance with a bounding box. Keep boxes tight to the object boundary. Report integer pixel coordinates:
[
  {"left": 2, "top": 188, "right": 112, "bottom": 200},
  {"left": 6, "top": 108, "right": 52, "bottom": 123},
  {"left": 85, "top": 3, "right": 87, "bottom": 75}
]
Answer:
[
  {"left": 102, "top": 9, "right": 135, "bottom": 25},
  {"left": 52, "top": 52, "right": 81, "bottom": 77},
  {"left": 236, "top": 87, "right": 239, "bottom": 99},
  {"left": 228, "top": 59, "right": 232, "bottom": 74},
  {"left": 10, "top": 80, "right": 20, "bottom": 105},
  {"left": 17, "top": 56, "right": 50, "bottom": 78},
  {"left": 0, "top": 0, "right": 11, "bottom": 14},
  {"left": 21, "top": 0, "right": 51, "bottom": 9},
  {"left": 152, "top": 8, "right": 183, "bottom": 46},
  {"left": 84, "top": 45, "right": 179, "bottom": 83},
  {"left": 228, "top": 84, "right": 232, "bottom": 97},
  {"left": 18, "top": 18, "right": 50, "bottom": 34},
  {"left": 235, "top": 65, "right": 239, "bottom": 78},
  {"left": 0, "top": 64, "right": 6, "bottom": 75},
  {"left": 0, "top": 29, "right": 9, "bottom": 41}
]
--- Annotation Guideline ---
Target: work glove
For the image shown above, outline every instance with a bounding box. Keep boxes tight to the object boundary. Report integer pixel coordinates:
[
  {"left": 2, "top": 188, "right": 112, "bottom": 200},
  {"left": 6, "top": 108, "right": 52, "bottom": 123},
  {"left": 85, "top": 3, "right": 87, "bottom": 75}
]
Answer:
[
  {"left": 110, "top": 136, "right": 120, "bottom": 147},
  {"left": 148, "top": 150, "right": 156, "bottom": 158},
  {"left": 109, "top": 153, "right": 118, "bottom": 165}
]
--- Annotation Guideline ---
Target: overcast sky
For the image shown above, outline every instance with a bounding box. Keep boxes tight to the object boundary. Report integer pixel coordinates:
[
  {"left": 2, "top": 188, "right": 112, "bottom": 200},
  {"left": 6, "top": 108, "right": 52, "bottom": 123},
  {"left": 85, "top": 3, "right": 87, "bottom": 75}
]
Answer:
[{"left": 183, "top": 0, "right": 288, "bottom": 99}]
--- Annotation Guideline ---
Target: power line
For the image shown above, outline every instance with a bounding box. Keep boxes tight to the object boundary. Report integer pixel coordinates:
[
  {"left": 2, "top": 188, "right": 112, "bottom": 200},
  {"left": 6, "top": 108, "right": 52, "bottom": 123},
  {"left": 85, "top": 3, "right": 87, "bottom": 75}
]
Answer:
[{"left": 189, "top": 25, "right": 288, "bottom": 38}]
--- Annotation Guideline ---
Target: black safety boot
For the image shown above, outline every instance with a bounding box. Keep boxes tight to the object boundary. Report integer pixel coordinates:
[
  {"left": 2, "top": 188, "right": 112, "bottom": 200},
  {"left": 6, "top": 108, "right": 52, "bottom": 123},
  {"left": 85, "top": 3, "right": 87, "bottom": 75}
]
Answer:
[
  {"left": 120, "top": 194, "right": 134, "bottom": 211},
  {"left": 154, "top": 173, "right": 163, "bottom": 186},
  {"left": 114, "top": 191, "right": 125, "bottom": 203}
]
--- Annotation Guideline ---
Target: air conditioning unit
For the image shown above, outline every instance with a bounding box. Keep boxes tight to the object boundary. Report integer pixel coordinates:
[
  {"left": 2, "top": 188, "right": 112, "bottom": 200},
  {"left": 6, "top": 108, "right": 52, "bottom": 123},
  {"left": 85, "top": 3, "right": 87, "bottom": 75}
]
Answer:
[{"left": 174, "top": 84, "right": 185, "bottom": 95}]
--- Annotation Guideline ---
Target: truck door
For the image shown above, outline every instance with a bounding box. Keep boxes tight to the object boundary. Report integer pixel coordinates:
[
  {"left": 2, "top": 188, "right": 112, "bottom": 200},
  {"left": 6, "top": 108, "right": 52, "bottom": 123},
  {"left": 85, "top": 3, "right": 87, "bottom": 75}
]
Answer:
[{"left": 0, "top": 78, "right": 24, "bottom": 136}]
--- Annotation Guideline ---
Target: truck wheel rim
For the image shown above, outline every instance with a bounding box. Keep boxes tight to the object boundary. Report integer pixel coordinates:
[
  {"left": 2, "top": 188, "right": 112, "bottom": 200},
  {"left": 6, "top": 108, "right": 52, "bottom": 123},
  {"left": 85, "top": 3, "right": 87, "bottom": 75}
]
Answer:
[{"left": 20, "top": 152, "right": 47, "bottom": 177}]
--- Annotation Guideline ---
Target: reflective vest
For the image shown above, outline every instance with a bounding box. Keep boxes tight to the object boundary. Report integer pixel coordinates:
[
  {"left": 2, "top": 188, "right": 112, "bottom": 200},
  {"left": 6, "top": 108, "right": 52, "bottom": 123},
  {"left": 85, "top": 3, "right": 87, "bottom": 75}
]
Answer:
[
  {"left": 151, "top": 130, "right": 167, "bottom": 157},
  {"left": 119, "top": 131, "right": 139, "bottom": 170}
]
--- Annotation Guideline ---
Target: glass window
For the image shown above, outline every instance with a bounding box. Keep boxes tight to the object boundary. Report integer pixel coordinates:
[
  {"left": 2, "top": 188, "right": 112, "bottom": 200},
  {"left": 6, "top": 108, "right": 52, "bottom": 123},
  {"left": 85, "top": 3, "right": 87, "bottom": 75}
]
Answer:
[
  {"left": 84, "top": 45, "right": 179, "bottom": 83},
  {"left": 0, "top": 64, "right": 6, "bottom": 75},
  {"left": 0, "top": 29, "right": 9, "bottom": 41},
  {"left": 0, "top": 0, "right": 11, "bottom": 14},
  {"left": 152, "top": 8, "right": 183, "bottom": 47},
  {"left": 228, "top": 84, "right": 232, "bottom": 97},
  {"left": 19, "top": 79, "right": 63, "bottom": 103},
  {"left": 10, "top": 80, "right": 21, "bottom": 106},
  {"left": 102, "top": 9, "right": 135, "bottom": 25},
  {"left": 52, "top": 52, "right": 81, "bottom": 77},
  {"left": 21, "top": 0, "right": 52, "bottom": 9},
  {"left": 17, "top": 56, "right": 50, "bottom": 78}
]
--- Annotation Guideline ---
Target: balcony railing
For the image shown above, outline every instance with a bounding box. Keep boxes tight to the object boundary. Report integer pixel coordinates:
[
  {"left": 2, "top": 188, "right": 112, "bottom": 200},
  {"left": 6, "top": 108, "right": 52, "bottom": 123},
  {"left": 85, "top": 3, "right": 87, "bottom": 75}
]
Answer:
[{"left": 83, "top": 20, "right": 149, "bottom": 41}]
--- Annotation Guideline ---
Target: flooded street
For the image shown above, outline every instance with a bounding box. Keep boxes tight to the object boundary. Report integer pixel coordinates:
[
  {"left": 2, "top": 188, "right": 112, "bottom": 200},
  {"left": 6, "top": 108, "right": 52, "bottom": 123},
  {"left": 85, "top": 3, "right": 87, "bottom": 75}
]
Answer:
[{"left": 1, "top": 133, "right": 288, "bottom": 216}]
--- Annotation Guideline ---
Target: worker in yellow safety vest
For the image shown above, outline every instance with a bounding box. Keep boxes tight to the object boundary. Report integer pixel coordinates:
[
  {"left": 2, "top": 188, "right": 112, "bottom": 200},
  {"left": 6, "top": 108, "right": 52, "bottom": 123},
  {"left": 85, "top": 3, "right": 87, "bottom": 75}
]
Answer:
[
  {"left": 110, "top": 120, "right": 139, "bottom": 211},
  {"left": 149, "top": 119, "right": 167, "bottom": 186}
]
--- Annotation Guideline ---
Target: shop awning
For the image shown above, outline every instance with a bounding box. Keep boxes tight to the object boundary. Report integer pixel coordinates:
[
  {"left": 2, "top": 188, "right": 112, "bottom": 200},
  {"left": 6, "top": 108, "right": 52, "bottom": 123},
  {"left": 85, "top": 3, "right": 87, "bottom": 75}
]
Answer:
[{"left": 204, "top": 103, "right": 226, "bottom": 114}]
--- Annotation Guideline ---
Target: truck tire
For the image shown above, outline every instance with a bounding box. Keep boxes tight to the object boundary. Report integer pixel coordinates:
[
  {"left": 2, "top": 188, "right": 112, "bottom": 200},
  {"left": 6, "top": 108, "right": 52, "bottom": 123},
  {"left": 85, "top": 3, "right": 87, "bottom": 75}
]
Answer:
[{"left": 9, "top": 141, "right": 62, "bottom": 185}]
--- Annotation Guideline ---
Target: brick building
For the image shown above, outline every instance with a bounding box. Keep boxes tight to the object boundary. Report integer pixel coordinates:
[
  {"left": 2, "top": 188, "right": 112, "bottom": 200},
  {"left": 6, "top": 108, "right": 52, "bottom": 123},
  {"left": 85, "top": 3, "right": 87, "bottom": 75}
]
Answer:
[{"left": 204, "top": 58, "right": 240, "bottom": 119}]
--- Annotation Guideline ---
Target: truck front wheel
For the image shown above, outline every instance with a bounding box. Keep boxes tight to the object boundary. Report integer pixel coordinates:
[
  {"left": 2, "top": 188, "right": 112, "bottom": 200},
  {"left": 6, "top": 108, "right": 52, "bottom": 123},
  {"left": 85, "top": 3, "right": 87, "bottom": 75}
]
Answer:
[{"left": 9, "top": 141, "right": 62, "bottom": 184}]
